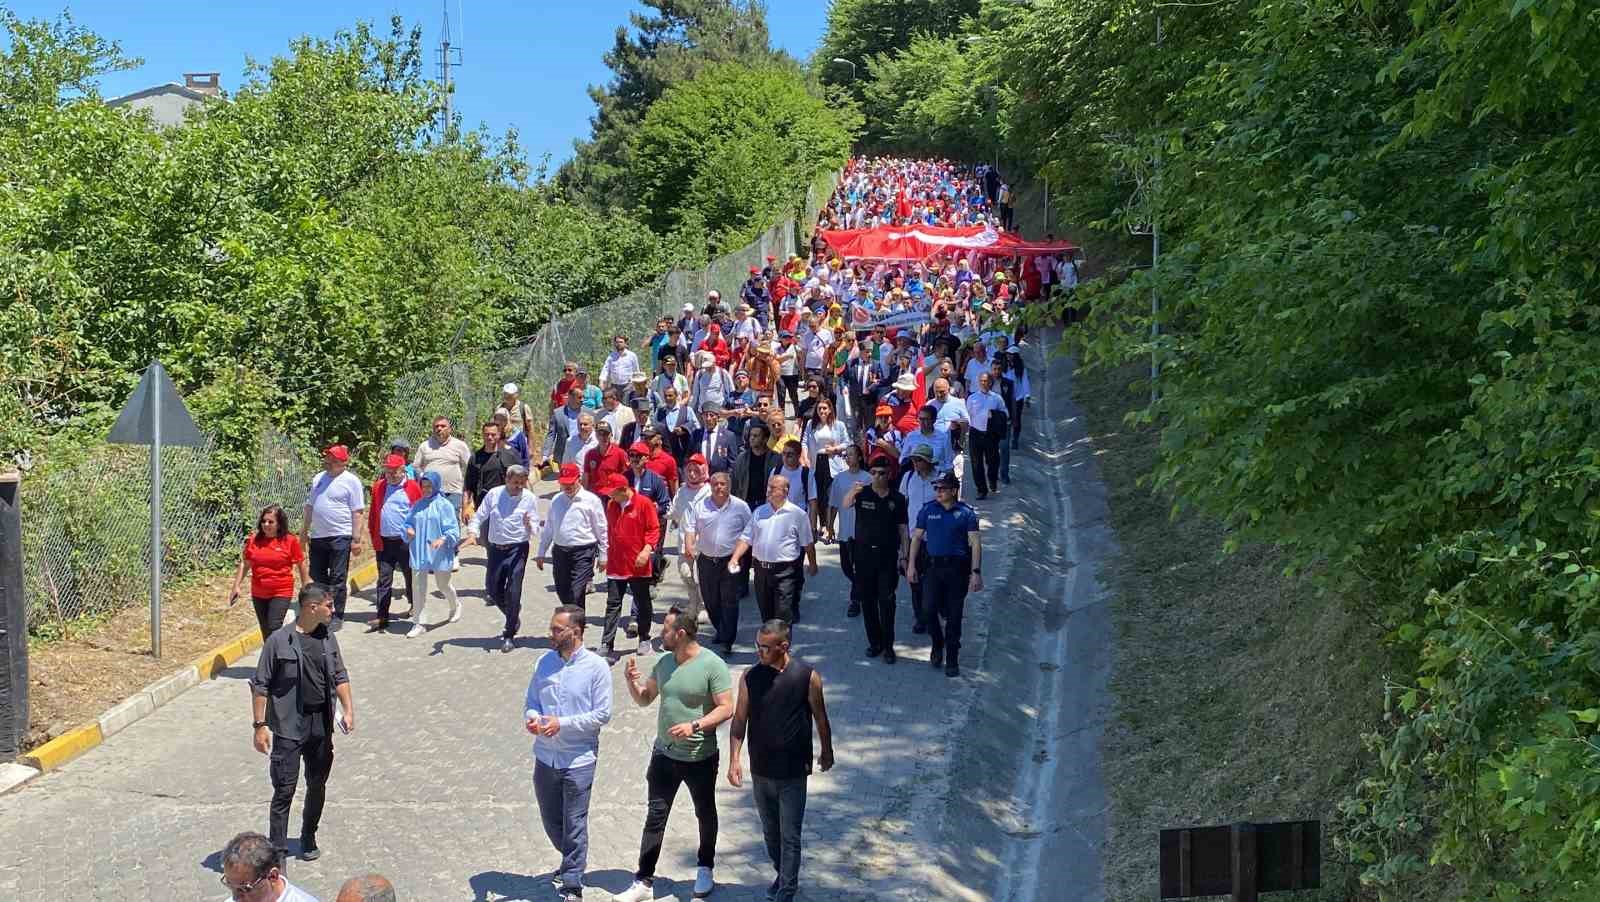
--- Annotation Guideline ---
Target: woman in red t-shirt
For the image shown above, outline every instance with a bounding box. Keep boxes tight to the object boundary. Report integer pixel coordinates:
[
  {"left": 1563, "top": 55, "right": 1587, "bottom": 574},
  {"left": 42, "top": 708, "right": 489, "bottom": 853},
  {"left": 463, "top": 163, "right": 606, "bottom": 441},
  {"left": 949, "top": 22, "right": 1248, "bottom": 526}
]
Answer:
[{"left": 226, "top": 504, "right": 310, "bottom": 639}]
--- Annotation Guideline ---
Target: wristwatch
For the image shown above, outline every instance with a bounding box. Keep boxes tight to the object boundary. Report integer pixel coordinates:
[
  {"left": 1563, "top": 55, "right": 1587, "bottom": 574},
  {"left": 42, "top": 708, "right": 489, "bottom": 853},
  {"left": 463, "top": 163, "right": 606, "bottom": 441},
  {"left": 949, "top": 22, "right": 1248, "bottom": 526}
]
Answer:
[
  {"left": 691, "top": 719, "right": 704, "bottom": 735},
  {"left": 252, "top": 720, "right": 269, "bottom": 730}
]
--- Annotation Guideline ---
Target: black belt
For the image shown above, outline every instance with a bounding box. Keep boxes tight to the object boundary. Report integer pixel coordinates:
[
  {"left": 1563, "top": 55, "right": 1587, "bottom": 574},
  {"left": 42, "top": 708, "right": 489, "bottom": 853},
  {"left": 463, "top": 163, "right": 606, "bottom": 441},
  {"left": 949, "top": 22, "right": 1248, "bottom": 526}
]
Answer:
[
  {"left": 755, "top": 558, "right": 801, "bottom": 569},
  {"left": 491, "top": 541, "right": 528, "bottom": 552},
  {"left": 929, "top": 555, "right": 972, "bottom": 566},
  {"left": 700, "top": 552, "right": 732, "bottom": 562},
  {"left": 555, "top": 542, "right": 597, "bottom": 550}
]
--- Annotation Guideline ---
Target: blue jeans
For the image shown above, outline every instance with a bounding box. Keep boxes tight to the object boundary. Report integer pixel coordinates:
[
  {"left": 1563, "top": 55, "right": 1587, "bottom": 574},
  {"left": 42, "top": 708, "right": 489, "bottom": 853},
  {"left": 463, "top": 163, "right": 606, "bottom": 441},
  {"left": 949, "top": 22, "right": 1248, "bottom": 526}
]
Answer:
[
  {"left": 534, "top": 760, "right": 596, "bottom": 891},
  {"left": 998, "top": 431, "right": 1012, "bottom": 483},
  {"left": 443, "top": 491, "right": 463, "bottom": 518},
  {"left": 752, "top": 775, "right": 808, "bottom": 902}
]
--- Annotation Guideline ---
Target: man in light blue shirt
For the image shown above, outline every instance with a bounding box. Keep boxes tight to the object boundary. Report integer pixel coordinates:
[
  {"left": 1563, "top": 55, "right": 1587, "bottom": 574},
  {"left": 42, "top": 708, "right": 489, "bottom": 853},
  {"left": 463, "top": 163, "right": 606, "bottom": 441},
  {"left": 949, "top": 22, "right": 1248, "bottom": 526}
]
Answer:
[{"left": 525, "top": 604, "right": 614, "bottom": 901}]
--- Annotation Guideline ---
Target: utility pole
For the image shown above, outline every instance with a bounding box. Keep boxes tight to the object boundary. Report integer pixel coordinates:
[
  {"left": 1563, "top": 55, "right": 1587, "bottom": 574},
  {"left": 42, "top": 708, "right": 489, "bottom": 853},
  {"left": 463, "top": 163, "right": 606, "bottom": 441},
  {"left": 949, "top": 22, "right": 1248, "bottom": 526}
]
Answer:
[{"left": 437, "top": 1, "right": 462, "bottom": 141}]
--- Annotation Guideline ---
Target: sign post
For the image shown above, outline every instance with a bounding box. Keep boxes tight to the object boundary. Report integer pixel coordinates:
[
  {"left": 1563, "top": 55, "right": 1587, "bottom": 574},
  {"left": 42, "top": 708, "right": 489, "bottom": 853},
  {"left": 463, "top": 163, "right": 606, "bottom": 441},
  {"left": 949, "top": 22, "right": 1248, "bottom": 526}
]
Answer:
[{"left": 107, "top": 362, "right": 205, "bottom": 658}]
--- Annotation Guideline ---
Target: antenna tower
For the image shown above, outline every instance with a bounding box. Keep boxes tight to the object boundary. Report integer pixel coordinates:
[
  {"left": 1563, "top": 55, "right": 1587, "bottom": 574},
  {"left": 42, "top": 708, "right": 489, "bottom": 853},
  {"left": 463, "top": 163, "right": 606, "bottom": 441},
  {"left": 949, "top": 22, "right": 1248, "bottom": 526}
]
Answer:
[{"left": 436, "top": 1, "right": 463, "bottom": 140}]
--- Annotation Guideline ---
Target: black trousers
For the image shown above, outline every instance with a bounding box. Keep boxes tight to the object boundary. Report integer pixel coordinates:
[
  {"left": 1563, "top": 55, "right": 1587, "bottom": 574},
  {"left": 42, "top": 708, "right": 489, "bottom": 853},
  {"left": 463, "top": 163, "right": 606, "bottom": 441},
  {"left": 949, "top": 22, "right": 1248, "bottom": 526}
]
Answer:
[
  {"left": 696, "top": 553, "right": 741, "bottom": 647},
  {"left": 852, "top": 541, "right": 900, "bottom": 650},
  {"left": 779, "top": 374, "right": 801, "bottom": 416},
  {"left": 970, "top": 430, "right": 1001, "bottom": 495},
  {"left": 308, "top": 535, "right": 352, "bottom": 619},
  {"left": 268, "top": 711, "right": 333, "bottom": 853},
  {"left": 925, "top": 556, "right": 973, "bottom": 666},
  {"left": 251, "top": 595, "right": 292, "bottom": 642},
  {"left": 487, "top": 541, "right": 530, "bottom": 639},
  {"left": 636, "top": 751, "right": 719, "bottom": 882},
  {"left": 552, "top": 543, "right": 597, "bottom": 608},
  {"left": 754, "top": 559, "right": 803, "bottom": 624},
  {"left": 839, "top": 540, "right": 855, "bottom": 584},
  {"left": 1012, "top": 401, "right": 1025, "bottom": 449},
  {"left": 375, "top": 535, "right": 413, "bottom": 620},
  {"left": 908, "top": 546, "right": 932, "bottom": 627},
  {"left": 603, "top": 576, "right": 654, "bottom": 648}
]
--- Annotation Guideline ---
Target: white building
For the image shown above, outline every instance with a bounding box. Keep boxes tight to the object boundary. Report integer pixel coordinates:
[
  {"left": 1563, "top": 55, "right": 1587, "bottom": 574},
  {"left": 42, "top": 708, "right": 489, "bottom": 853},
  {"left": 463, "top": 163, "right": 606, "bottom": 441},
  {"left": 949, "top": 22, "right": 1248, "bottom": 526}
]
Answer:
[{"left": 106, "top": 73, "right": 222, "bottom": 127}]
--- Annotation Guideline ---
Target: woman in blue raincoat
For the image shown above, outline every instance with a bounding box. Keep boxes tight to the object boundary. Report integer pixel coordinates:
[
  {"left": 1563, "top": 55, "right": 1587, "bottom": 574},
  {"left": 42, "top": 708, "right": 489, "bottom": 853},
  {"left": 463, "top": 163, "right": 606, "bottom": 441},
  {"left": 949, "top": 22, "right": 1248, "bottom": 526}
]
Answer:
[{"left": 403, "top": 471, "right": 461, "bottom": 637}]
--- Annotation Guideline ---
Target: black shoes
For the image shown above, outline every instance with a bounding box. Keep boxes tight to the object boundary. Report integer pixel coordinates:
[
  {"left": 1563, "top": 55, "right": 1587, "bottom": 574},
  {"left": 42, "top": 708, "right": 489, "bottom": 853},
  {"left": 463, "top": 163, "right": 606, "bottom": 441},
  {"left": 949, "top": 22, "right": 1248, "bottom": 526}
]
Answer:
[
  {"left": 912, "top": 621, "right": 928, "bottom": 635},
  {"left": 847, "top": 602, "right": 861, "bottom": 617},
  {"left": 300, "top": 835, "right": 320, "bottom": 861},
  {"left": 945, "top": 664, "right": 960, "bottom": 678},
  {"left": 930, "top": 647, "right": 944, "bottom": 668},
  {"left": 720, "top": 642, "right": 734, "bottom": 657},
  {"left": 865, "top": 645, "right": 882, "bottom": 658},
  {"left": 976, "top": 490, "right": 989, "bottom": 500},
  {"left": 625, "top": 622, "right": 639, "bottom": 638},
  {"left": 883, "top": 647, "right": 896, "bottom": 665},
  {"left": 367, "top": 618, "right": 387, "bottom": 633},
  {"left": 501, "top": 638, "right": 514, "bottom": 653}
]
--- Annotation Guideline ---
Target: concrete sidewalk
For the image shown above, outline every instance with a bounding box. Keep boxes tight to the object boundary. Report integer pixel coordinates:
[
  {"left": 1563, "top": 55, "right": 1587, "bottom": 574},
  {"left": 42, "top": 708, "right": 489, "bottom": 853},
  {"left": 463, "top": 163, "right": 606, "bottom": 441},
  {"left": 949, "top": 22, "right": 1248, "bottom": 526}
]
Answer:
[{"left": 0, "top": 338, "right": 1103, "bottom": 902}]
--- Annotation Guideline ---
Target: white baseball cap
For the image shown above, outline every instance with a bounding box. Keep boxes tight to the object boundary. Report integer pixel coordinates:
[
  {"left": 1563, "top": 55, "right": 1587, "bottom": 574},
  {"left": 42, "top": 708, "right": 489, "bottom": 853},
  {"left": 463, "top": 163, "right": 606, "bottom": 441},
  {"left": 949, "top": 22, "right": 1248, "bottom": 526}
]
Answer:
[{"left": 502, "top": 382, "right": 518, "bottom": 394}]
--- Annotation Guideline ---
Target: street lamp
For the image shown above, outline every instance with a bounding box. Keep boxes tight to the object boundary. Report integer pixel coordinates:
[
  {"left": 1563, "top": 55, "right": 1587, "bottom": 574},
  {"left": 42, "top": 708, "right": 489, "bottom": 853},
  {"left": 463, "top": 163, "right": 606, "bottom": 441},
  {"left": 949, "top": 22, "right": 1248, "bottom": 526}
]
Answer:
[{"left": 830, "top": 57, "right": 856, "bottom": 79}]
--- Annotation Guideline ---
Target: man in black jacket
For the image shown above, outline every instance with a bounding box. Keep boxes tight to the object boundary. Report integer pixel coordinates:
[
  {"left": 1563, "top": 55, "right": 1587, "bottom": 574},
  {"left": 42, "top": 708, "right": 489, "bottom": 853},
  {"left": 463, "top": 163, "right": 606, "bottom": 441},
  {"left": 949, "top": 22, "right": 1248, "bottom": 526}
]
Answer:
[
  {"left": 249, "top": 583, "right": 355, "bottom": 863},
  {"left": 730, "top": 422, "right": 782, "bottom": 511},
  {"left": 465, "top": 422, "right": 523, "bottom": 511}
]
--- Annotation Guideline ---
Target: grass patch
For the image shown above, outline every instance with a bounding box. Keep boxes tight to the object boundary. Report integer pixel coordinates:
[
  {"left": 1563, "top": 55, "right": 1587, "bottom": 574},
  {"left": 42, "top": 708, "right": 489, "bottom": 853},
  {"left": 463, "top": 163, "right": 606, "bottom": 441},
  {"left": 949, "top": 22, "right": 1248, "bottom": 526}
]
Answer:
[{"left": 1075, "top": 360, "right": 1389, "bottom": 901}]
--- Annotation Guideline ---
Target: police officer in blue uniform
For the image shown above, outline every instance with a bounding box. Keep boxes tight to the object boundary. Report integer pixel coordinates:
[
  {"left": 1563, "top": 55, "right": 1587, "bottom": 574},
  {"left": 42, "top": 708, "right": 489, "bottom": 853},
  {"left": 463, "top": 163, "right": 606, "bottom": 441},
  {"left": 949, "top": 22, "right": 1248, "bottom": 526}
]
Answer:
[{"left": 905, "top": 470, "right": 984, "bottom": 677}]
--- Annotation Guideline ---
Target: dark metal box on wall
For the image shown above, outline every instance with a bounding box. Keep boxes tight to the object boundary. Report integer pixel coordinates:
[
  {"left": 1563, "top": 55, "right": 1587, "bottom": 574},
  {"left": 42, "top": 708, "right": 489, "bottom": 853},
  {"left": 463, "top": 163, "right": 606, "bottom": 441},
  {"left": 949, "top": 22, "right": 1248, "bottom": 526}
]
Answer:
[
  {"left": 0, "top": 472, "right": 28, "bottom": 759},
  {"left": 1160, "top": 820, "right": 1321, "bottom": 901}
]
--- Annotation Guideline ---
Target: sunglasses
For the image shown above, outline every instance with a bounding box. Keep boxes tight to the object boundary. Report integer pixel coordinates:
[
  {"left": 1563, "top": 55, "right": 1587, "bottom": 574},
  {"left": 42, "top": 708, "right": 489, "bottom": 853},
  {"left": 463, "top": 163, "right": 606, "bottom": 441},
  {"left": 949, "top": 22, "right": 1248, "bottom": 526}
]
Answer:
[{"left": 220, "top": 872, "right": 274, "bottom": 898}]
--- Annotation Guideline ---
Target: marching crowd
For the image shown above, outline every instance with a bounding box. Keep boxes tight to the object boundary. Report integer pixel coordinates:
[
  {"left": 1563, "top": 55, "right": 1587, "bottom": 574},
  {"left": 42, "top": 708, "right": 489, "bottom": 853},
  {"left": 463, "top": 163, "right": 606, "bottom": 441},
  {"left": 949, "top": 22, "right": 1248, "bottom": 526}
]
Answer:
[{"left": 219, "top": 157, "right": 1074, "bottom": 902}]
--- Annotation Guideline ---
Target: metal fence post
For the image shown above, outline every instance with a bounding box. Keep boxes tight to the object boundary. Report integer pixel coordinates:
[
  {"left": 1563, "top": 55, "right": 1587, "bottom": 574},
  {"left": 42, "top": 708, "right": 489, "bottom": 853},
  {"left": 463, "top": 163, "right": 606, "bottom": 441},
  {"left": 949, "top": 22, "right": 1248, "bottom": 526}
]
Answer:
[{"left": 0, "top": 472, "right": 28, "bottom": 759}]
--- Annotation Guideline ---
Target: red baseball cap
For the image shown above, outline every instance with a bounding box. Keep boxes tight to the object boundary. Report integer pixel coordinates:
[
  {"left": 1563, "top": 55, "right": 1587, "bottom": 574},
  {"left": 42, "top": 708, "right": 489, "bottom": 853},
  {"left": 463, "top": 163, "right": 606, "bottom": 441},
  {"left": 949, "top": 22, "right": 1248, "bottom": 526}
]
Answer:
[
  {"left": 687, "top": 452, "right": 708, "bottom": 465},
  {"left": 324, "top": 444, "right": 350, "bottom": 462},
  {"left": 383, "top": 453, "right": 406, "bottom": 469},
  {"left": 600, "top": 473, "right": 630, "bottom": 495},
  {"left": 766, "top": 255, "right": 776, "bottom": 262},
  {"left": 558, "top": 462, "right": 581, "bottom": 485},
  {"left": 874, "top": 404, "right": 894, "bottom": 418},
  {"left": 748, "top": 266, "right": 760, "bottom": 274},
  {"left": 870, "top": 454, "right": 894, "bottom": 469},
  {"left": 628, "top": 441, "right": 650, "bottom": 457}
]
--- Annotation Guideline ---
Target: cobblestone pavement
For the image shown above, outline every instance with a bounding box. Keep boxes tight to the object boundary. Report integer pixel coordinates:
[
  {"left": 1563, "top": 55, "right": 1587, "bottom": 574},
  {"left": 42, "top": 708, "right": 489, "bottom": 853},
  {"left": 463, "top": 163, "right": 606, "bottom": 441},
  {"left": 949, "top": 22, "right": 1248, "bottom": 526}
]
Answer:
[{"left": 0, "top": 351, "right": 1072, "bottom": 902}]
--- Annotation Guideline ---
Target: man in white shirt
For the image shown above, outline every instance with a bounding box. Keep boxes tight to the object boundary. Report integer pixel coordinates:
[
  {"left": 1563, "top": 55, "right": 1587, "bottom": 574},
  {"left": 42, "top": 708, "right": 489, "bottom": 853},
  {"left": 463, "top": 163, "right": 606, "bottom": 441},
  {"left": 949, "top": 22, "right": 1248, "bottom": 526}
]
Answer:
[
  {"left": 600, "top": 334, "right": 642, "bottom": 392},
  {"left": 826, "top": 446, "right": 873, "bottom": 617},
  {"left": 558, "top": 413, "right": 599, "bottom": 471},
  {"left": 652, "top": 354, "right": 689, "bottom": 407},
  {"left": 301, "top": 444, "right": 366, "bottom": 630},
  {"left": 542, "top": 388, "right": 588, "bottom": 473},
  {"left": 414, "top": 416, "right": 473, "bottom": 522},
  {"left": 666, "top": 452, "right": 714, "bottom": 612},
  {"left": 965, "top": 371, "right": 1008, "bottom": 500},
  {"left": 899, "top": 444, "right": 939, "bottom": 634},
  {"left": 221, "top": 831, "right": 320, "bottom": 902},
  {"left": 462, "top": 466, "right": 541, "bottom": 653},
  {"left": 899, "top": 405, "right": 954, "bottom": 476},
  {"left": 537, "top": 463, "right": 608, "bottom": 609},
  {"left": 683, "top": 467, "right": 752, "bottom": 655},
  {"left": 730, "top": 474, "right": 818, "bottom": 626},
  {"left": 773, "top": 437, "right": 818, "bottom": 522}
]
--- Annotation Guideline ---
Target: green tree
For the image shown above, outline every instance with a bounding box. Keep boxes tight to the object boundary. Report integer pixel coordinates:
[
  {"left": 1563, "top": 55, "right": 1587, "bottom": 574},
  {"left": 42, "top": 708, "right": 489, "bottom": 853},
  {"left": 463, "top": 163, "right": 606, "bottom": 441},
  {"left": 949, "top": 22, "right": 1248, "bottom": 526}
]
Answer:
[
  {"left": 559, "top": 0, "right": 782, "bottom": 211},
  {"left": 814, "top": 0, "right": 978, "bottom": 97},
  {"left": 627, "top": 61, "right": 857, "bottom": 251}
]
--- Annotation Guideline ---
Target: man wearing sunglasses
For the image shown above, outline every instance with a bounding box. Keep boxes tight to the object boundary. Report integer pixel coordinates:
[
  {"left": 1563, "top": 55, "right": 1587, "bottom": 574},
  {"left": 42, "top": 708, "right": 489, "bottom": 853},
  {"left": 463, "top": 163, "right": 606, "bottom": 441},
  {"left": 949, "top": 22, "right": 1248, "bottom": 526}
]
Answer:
[{"left": 219, "top": 831, "right": 317, "bottom": 900}]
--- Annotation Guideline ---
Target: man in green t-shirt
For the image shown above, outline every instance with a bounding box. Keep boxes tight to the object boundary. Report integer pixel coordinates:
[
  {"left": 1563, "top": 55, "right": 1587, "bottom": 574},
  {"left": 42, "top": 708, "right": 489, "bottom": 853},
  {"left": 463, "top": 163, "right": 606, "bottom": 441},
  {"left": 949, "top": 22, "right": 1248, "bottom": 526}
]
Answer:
[{"left": 616, "top": 606, "right": 735, "bottom": 902}]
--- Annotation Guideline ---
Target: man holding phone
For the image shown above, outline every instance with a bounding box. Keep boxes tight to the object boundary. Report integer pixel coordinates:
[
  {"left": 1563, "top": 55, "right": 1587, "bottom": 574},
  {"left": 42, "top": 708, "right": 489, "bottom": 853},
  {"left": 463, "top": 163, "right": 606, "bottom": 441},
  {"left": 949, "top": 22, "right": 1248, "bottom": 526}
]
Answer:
[{"left": 525, "top": 605, "right": 613, "bottom": 901}]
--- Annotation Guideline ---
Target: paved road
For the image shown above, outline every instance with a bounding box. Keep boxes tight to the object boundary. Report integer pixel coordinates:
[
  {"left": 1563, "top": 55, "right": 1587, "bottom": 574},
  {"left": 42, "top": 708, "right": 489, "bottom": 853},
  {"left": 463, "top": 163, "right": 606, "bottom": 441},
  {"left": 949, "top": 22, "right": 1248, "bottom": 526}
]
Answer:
[{"left": 0, "top": 340, "right": 1096, "bottom": 902}]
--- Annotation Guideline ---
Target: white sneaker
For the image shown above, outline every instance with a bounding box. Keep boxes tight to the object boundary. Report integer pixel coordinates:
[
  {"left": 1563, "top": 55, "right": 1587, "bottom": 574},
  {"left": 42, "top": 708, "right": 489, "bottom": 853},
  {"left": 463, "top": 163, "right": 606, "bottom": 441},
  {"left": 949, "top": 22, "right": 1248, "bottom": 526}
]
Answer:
[
  {"left": 448, "top": 600, "right": 462, "bottom": 623},
  {"left": 637, "top": 637, "right": 651, "bottom": 656},
  {"left": 693, "top": 866, "right": 714, "bottom": 897},
  {"left": 405, "top": 624, "right": 425, "bottom": 639},
  {"left": 611, "top": 880, "right": 654, "bottom": 902}
]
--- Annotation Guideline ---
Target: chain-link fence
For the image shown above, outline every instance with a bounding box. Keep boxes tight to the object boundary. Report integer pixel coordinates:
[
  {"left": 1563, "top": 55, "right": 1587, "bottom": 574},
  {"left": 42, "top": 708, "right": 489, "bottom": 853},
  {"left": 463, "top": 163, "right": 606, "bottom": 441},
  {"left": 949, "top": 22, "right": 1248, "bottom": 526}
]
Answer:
[
  {"left": 19, "top": 426, "right": 318, "bottom": 632},
  {"left": 17, "top": 168, "right": 840, "bottom": 635}
]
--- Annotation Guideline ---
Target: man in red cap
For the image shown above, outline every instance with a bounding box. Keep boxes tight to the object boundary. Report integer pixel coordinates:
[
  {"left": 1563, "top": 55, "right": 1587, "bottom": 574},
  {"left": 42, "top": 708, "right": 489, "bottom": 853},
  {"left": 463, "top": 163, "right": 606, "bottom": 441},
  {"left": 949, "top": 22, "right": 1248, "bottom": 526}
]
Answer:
[
  {"left": 582, "top": 420, "right": 629, "bottom": 493},
  {"left": 627, "top": 441, "right": 672, "bottom": 593},
  {"left": 697, "top": 323, "right": 732, "bottom": 370},
  {"left": 368, "top": 453, "right": 421, "bottom": 631},
  {"left": 301, "top": 444, "right": 366, "bottom": 630},
  {"left": 600, "top": 473, "right": 661, "bottom": 657},
  {"left": 537, "top": 463, "right": 609, "bottom": 608}
]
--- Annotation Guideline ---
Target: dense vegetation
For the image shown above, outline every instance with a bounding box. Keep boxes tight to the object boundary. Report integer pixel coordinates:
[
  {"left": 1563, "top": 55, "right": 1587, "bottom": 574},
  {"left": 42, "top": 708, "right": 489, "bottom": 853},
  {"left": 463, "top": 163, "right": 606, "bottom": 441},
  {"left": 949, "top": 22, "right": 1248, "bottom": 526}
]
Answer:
[
  {"left": 820, "top": 0, "right": 1600, "bottom": 897},
  {"left": 1, "top": 3, "right": 853, "bottom": 478}
]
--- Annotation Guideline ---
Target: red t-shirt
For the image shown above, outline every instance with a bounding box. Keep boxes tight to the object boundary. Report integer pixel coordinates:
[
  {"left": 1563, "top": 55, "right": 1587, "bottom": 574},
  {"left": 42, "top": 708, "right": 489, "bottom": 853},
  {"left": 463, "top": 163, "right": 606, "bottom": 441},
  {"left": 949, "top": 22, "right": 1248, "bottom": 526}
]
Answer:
[
  {"left": 244, "top": 533, "right": 303, "bottom": 599},
  {"left": 646, "top": 449, "right": 680, "bottom": 495},
  {"left": 583, "top": 443, "right": 630, "bottom": 491}
]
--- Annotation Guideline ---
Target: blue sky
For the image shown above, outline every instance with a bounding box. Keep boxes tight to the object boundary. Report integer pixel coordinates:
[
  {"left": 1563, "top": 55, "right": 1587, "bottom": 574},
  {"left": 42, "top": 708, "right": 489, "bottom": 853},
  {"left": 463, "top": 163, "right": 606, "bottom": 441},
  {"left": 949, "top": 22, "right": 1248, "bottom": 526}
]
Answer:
[{"left": 9, "top": 1, "right": 830, "bottom": 167}]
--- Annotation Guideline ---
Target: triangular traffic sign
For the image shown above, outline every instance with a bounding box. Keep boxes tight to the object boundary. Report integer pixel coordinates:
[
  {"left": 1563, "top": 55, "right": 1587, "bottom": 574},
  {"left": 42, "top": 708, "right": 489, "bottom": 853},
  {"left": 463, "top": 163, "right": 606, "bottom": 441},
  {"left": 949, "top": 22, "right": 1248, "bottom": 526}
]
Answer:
[{"left": 107, "top": 361, "right": 207, "bottom": 447}]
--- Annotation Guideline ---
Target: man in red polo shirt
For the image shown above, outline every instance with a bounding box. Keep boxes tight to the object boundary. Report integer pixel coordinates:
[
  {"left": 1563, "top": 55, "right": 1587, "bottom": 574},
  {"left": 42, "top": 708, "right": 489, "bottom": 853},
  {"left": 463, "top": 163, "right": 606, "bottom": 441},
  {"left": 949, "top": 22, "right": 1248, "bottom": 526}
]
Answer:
[
  {"left": 600, "top": 473, "right": 661, "bottom": 658},
  {"left": 644, "top": 430, "right": 680, "bottom": 495},
  {"left": 583, "top": 419, "right": 630, "bottom": 493}
]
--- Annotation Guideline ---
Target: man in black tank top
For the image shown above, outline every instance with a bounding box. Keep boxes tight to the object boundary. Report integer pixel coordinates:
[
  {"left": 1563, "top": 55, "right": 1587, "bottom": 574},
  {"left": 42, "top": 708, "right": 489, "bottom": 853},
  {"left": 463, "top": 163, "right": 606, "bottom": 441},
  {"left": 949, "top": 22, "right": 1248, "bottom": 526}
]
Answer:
[{"left": 728, "top": 620, "right": 835, "bottom": 902}]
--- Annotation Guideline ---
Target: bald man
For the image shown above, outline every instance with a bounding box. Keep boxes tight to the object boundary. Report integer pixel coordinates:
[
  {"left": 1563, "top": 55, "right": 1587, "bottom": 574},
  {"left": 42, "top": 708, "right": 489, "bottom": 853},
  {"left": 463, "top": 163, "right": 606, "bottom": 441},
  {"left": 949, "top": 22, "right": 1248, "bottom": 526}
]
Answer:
[{"left": 336, "top": 873, "right": 396, "bottom": 902}]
